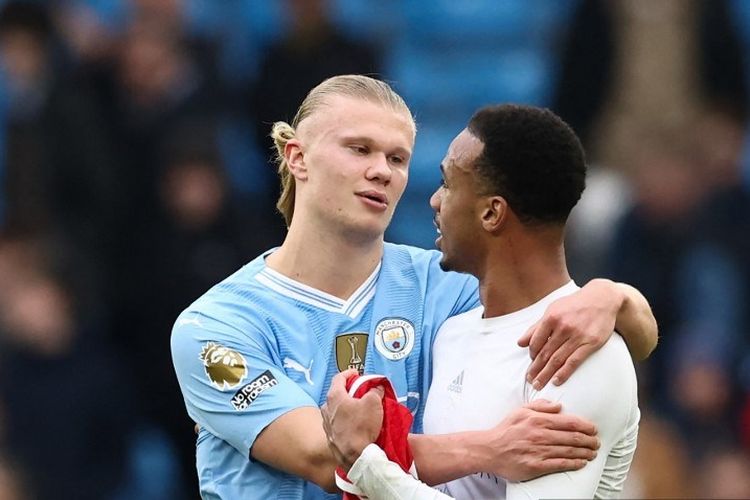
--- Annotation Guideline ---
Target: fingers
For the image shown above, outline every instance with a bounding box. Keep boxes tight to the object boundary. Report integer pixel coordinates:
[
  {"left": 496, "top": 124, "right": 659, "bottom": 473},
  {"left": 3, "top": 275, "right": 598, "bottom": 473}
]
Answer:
[
  {"left": 361, "top": 385, "right": 385, "bottom": 403},
  {"left": 542, "top": 413, "right": 598, "bottom": 436},
  {"left": 541, "top": 430, "right": 600, "bottom": 452},
  {"left": 517, "top": 404, "right": 597, "bottom": 435},
  {"left": 516, "top": 401, "right": 597, "bottom": 435},
  {"left": 532, "top": 327, "right": 568, "bottom": 371},
  {"left": 359, "top": 386, "right": 385, "bottom": 414},
  {"left": 517, "top": 321, "right": 536, "bottom": 348},
  {"left": 330, "top": 369, "right": 358, "bottom": 390},
  {"left": 534, "top": 458, "right": 589, "bottom": 476},
  {"left": 528, "top": 338, "right": 574, "bottom": 389},
  {"left": 524, "top": 319, "right": 551, "bottom": 359},
  {"left": 548, "top": 348, "right": 592, "bottom": 386},
  {"left": 327, "top": 369, "right": 358, "bottom": 403},
  {"left": 526, "top": 331, "right": 568, "bottom": 387},
  {"left": 540, "top": 444, "right": 597, "bottom": 461},
  {"left": 523, "top": 399, "right": 562, "bottom": 414}
]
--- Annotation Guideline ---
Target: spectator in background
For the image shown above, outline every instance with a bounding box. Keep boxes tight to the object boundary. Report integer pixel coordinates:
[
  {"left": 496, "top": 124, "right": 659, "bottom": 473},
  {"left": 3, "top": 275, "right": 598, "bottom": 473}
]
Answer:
[
  {"left": 553, "top": 0, "right": 747, "bottom": 172},
  {"left": 669, "top": 110, "right": 750, "bottom": 458},
  {"left": 553, "top": 0, "right": 747, "bottom": 316},
  {"left": 0, "top": 235, "right": 132, "bottom": 500},
  {"left": 122, "top": 125, "right": 284, "bottom": 492},
  {"left": 67, "top": 6, "right": 275, "bottom": 495},
  {"left": 0, "top": 1, "right": 117, "bottom": 280},
  {"left": 252, "top": 0, "right": 381, "bottom": 169},
  {"left": 555, "top": 1, "right": 750, "bottom": 464},
  {"left": 85, "top": 8, "right": 222, "bottom": 241},
  {"left": 95, "top": 3, "right": 225, "bottom": 376},
  {"left": 54, "top": 0, "right": 121, "bottom": 71},
  {"left": 153, "top": 124, "right": 285, "bottom": 310},
  {"left": 605, "top": 134, "right": 712, "bottom": 416}
]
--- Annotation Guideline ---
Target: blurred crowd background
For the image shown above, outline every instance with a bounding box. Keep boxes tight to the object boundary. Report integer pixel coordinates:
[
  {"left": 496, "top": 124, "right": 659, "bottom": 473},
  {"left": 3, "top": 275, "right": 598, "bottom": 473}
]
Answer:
[{"left": 0, "top": 0, "right": 748, "bottom": 498}]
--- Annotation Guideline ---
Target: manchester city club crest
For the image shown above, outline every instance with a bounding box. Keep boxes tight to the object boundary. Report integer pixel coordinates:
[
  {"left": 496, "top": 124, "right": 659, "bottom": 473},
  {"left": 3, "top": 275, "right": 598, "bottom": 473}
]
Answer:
[
  {"left": 335, "top": 333, "right": 368, "bottom": 373},
  {"left": 374, "top": 318, "right": 415, "bottom": 361}
]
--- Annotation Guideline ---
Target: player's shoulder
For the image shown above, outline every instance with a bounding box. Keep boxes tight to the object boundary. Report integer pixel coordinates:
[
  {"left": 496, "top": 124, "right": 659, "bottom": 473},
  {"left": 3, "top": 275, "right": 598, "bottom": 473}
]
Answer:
[
  {"left": 537, "top": 333, "right": 636, "bottom": 405},
  {"left": 589, "top": 333, "right": 633, "bottom": 372},
  {"left": 383, "top": 242, "right": 441, "bottom": 268},
  {"left": 193, "top": 250, "right": 276, "bottom": 308},
  {"left": 172, "top": 251, "right": 278, "bottom": 341},
  {"left": 438, "top": 305, "right": 484, "bottom": 332}
]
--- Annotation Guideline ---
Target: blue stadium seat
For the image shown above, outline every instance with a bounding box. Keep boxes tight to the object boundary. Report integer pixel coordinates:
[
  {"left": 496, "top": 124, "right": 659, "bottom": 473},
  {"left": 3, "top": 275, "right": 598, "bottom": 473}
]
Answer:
[{"left": 329, "top": 0, "right": 403, "bottom": 44}]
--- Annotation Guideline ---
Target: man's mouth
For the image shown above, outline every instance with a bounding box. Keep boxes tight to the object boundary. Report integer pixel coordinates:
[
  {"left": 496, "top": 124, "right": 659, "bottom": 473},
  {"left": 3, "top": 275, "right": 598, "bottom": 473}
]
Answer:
[{"left": 356, "top": 190, "right": 389, "bottom": 208}]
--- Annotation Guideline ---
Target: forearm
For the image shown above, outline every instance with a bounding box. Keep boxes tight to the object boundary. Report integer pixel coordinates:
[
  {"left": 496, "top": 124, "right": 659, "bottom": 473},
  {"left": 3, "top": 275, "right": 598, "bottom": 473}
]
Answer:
[
  {"left": 409, "top": 431, "right": 485, "bottom": 486},
  {"left": 609, "top": 281, "right": 658, "bottom": 360},
  {"left": 252, "top": 407, "right": 339, "bottom": 492}
]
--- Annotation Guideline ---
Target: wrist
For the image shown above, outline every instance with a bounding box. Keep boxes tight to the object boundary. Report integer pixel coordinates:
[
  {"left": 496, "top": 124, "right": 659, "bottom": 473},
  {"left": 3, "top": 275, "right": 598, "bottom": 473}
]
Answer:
[
  {"left": 410, "top": 431, "right": 485, "bottom": 485},
  {"left": 589, "top": 278, "right": 625, "bottom": 313},
  {"left": 460, "top": 429, "right": 494, "bottom": 476},
  {"left": 341, "top": 440, "right": 372, "bottom": 472}
]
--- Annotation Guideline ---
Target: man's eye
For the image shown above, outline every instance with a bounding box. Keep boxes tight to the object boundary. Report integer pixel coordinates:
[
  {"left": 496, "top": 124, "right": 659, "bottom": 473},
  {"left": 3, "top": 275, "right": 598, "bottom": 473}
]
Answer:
[
  {"left": 350, "top": 145, "right": 368, "bottom": 154},
  {"left": 389, "top": 155, "right": 404, "bottom": 165}
]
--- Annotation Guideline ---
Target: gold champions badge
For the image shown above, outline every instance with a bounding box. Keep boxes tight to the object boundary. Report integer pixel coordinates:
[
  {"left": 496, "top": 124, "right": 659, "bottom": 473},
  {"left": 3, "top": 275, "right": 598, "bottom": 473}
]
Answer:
[
  {"left": 199, "top": 342, "right": 248, "bottom": 389},
  {"left": 335, "top": 333, "right": 368, "bottom": 373}
]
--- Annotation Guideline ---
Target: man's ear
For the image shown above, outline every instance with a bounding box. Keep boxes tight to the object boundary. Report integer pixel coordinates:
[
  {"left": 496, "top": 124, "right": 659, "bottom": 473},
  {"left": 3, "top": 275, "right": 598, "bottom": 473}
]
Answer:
[
  {"left": 285, "top": 139, "right": 308, "bottom": 181},
  {"left": 481, "top": 196, "right": 508, "bottom": 233}
]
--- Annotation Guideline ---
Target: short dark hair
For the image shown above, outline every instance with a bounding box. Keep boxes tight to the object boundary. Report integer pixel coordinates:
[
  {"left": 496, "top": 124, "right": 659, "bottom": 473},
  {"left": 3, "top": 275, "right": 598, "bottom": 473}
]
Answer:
[{"left": 467, "top": 104, "right": 586, "bottom": 225}]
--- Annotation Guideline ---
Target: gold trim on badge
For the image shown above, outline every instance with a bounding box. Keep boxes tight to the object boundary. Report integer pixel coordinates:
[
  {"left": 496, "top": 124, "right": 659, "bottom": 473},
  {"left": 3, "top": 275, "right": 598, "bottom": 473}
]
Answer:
[
  {"left": 335, "top": 333, "right": 368, "bottom": 373},
  {"left": 200, "top": 342, "right": 248, "bottom": 389}
]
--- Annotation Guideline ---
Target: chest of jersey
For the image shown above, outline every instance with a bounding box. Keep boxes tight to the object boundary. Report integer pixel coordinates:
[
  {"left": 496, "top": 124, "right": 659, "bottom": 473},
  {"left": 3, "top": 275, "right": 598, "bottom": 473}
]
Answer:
[
  {"left": 267, "top": 295, "right": 425, "bottom": 415},
  {"left": 423, "top": 322, "right": 532, "bottom": 434}
]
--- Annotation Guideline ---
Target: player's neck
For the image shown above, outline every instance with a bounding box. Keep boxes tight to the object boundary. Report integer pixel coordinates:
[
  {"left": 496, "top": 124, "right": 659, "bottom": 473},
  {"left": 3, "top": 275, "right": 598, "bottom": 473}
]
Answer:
[
  {"left": 265, "top": 221, "right": 384, "bottom": 301},
  {"left": 479, "top": 236, "right": 570, "bottom": 318}
]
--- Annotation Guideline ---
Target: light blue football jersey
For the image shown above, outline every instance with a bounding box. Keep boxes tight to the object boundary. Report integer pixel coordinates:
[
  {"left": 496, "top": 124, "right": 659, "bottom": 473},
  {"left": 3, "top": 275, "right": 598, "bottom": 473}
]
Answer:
[{"left": 171, "top": 242, "right": 479, "bottom": 499}]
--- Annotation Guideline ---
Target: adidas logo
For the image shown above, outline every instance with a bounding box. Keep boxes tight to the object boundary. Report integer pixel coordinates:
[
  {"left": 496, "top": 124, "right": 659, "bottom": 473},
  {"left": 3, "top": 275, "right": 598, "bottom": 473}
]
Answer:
[{"left": 448, "top": 370, "right": 464, "bottom": 394}]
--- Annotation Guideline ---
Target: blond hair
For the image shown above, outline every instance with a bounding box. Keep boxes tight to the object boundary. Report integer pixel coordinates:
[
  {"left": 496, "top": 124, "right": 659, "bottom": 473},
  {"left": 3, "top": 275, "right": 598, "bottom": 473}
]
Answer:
[{"left": 270, "top": 75, "right": 414, "bottom": 227}]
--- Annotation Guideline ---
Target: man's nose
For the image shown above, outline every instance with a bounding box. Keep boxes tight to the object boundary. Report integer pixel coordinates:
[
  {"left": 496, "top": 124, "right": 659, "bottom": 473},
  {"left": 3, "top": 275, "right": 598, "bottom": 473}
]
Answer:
[
  {"left": 429, "top": 188, "right": 442, "bottom": 210},
  {"left": 366, "top": 153, "right": 392, "bottom": 183}
]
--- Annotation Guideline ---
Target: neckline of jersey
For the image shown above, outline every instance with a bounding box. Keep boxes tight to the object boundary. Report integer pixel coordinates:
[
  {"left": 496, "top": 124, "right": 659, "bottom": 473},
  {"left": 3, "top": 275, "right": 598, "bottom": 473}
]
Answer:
[
  {"left": 255, "top": 259, "right": 382, "bottom": 318},
  {"left": 477, "top": 281, "right": 579, "bottom": 332}
]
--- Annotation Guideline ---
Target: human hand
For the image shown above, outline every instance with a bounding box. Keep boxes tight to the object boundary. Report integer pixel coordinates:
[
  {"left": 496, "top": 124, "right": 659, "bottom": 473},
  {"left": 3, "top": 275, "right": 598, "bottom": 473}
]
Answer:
[
  {"left": 480, "top": 399, "right": 599, "bottom": 482},
  {"left": 321, "top": 369, "right": 385, "bottom": 471},
  {"left": 518, "top": 279, "right": 623, "bottom": 389}
]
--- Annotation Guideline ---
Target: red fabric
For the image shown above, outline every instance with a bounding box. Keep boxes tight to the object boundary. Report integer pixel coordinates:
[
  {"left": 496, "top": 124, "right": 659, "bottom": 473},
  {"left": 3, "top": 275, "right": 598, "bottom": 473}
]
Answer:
[{"left": 335, "top": 374, "right": 415, "bottom": 499}]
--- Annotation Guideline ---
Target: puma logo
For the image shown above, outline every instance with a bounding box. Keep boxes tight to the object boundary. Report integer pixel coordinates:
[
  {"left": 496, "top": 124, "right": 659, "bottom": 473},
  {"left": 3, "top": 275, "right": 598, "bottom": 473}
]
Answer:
[
  {"left": 177, "top": 317, "right": 203, "bottom": 328},
  {"left": 283, "top": 357, "right": 314, "bottom": 386}
]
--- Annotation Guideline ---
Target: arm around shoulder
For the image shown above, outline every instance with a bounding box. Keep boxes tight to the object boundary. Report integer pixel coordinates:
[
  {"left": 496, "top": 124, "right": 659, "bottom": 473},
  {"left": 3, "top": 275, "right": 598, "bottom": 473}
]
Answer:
[{"left": 607, "top": 280, "right": 658, "bottom": 360}]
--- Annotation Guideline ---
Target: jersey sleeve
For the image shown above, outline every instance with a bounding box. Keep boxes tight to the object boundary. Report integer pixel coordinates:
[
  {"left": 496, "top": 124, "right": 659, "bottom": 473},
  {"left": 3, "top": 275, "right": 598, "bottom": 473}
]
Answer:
[
  {"left": 349, "top": 444, "right": 454, "bottom": 500},
  {"left": 170, "top": 311, "right": 319, "bottom": 459},
  {"left": 506, "top": 335, "right": 640, "bottom": 499}
]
